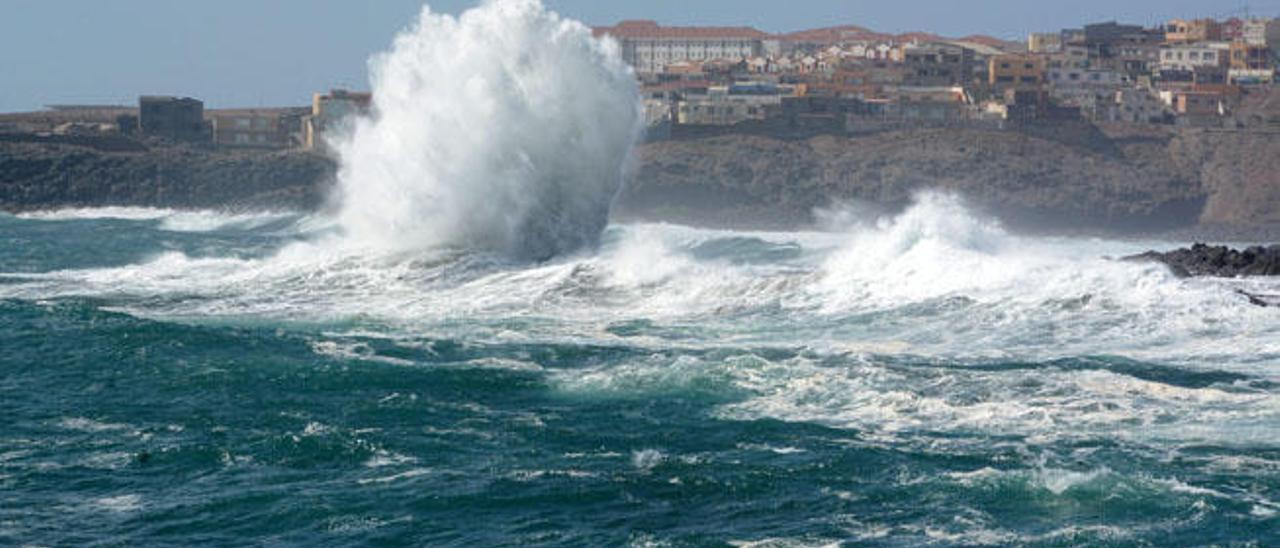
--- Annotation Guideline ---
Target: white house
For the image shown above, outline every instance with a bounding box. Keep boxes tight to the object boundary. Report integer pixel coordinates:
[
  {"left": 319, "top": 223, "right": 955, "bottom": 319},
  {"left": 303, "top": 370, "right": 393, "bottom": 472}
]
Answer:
[{"left": 1159, "top": 42, "right": 1229, "bottom": 72}]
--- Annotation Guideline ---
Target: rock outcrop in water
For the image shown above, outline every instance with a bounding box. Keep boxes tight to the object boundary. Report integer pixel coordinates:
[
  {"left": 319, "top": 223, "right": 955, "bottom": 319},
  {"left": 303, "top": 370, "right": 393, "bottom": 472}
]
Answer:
[{"left": 1127, "top": 244, "right": 1280, "bottom": 278}]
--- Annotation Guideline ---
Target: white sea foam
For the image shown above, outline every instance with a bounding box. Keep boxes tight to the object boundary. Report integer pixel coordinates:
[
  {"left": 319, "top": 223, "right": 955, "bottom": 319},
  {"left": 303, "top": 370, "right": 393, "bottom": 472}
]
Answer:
[
  {"left": 157, "top": 210, "right": 296, "bottom": 232},
  {"left": 631, "top": 449, "right": 666, "bottom": 471},
  {"left": 14, "top": 206, "right": 296, "bottom": 233},
  {"left": 17, "top": 206, "right": 179, "bottom": 221},
  {"left": 332, "top": 0, "right": 640, "bottom": 260},
  {"left": 90, "top": 494, "right": 143, "bottom": 513},
  {"left": 6, "top": 189, "right": 1280, "bottom": 453}
]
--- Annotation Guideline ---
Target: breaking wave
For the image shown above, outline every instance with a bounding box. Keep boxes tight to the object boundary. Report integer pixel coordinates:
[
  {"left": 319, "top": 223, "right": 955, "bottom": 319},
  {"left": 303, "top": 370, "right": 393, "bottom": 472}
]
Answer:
[{"left": 331, "top": 0, "right": 640, "bottom": 260}]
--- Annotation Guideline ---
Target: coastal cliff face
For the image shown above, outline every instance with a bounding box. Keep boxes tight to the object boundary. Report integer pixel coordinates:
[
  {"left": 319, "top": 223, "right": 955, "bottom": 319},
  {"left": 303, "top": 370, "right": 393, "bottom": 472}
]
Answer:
[
  {"left": 0, "top": 142, "right": 335, "bottom": 212},
  {"left": 620, "top": 125, "right": 1279, "bottom": 231},
  {"left": 1190, "top": 132, "right": 1280, "bottom": 226},
  {"left": 2, "top": 126, "right": 1278, "bottom": 233}
]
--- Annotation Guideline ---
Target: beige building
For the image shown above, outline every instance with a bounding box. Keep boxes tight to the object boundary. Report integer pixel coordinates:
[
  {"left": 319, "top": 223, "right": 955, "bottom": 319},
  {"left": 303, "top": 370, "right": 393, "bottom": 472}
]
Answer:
[
  {"left": 1028, "top": 33, "right": 1063, "bottom": 53},
  {"left": 1165, "top": 19, "right": 1223, "bottom": 44},
  {"left": 593, "top": 20, "right": 771, "bottom": 74},
  {"left": 303, "top": 89, "right": 372, "bottom": 150},
  {"left": 209, "top": 109, "right": 305, "bottom": 149},
  {"left": 989, "top": 54, "right": 1047, "bottom": 89}
]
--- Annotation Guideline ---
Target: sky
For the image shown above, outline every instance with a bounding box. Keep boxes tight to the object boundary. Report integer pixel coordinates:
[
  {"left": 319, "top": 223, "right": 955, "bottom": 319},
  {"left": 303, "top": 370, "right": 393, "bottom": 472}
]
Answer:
[{"left": 3, "top": 0, "right": 1278, "bottom": 112}]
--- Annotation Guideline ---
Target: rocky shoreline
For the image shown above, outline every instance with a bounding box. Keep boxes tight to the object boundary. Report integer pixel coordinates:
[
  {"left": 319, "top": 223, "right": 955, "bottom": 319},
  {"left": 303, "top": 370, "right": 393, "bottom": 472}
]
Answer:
[
  {"left": 1125, "top": 244, "right": 1280, "bottom": 306},
  {"left": 3, "top": 123, "right": 1280, "bottom": 235},
  {"left": 0, "top": 141, "right": 335, "bottom": 213},
  {"left": 1127, "top": 244, "right": 1280, "bottom": 278}
]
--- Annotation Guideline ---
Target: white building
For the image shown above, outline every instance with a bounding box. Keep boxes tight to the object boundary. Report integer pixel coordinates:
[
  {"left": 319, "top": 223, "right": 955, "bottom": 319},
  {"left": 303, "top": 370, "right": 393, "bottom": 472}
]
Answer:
[
  {"left": 1242, "top": 18, "right": 1276, "bottom": 46},
  {"left": 593, "top": 20, "right": 770, "bottom": 74},
  {"left": 1047, "top": 68, "right": 1127, "bottom": 110},
  {"left": 1159, "top": 42, "right": 1229, "bottom": 72},
  {"left": 1102, "top": 88, "right": 1170, "bottom": 123},
  {"left": 675, "top": 83, "right": 797, "bottom": 126}
]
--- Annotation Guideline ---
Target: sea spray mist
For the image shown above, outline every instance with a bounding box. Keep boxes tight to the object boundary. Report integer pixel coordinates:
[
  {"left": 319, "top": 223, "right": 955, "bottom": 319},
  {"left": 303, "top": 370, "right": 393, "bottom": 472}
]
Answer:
[{"left": 332, "top": 0, "right": 641, "bottom": 260}]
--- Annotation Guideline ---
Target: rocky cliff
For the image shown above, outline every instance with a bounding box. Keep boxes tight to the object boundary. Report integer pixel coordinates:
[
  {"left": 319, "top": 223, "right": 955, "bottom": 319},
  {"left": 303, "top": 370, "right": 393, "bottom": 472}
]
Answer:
[
  {"left": 0, "top": 142, "right": 335, "bottom": 212},
  {"left": 619, "top": 124, "right": 1280, "bottom": 232},
  {"left": 3, "top": 125, "right": 1279, "bottom": 233}
]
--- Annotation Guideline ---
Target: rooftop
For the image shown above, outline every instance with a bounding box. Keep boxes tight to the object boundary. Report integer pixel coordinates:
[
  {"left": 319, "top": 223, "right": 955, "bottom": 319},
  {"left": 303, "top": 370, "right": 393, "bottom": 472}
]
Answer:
[{"left": 593, "top": 20, "right": 771, "bottom": 40}]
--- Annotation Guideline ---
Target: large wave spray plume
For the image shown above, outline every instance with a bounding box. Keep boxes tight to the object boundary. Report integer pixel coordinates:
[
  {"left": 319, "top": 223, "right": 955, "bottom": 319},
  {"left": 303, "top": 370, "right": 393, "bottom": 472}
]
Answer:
[{"left": 332, "top": 0, "right": 641, "bottom": 260}]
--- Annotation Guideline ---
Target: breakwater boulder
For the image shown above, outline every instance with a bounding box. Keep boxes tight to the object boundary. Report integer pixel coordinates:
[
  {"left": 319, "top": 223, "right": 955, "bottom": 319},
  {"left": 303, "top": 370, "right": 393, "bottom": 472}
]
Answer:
[{"left": 1127, "top": 243, "right": 1280, "bottom": 278}]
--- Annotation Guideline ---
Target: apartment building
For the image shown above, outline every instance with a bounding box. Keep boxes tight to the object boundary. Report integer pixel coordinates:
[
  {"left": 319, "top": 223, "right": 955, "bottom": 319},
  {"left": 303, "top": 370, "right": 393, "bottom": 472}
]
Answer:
[
  {"left": 1159, "top": 42, "right": 1229, "bottom": 72},
  {"left": 209, "top": 108, "right": 307, "bottom": 149},
  {"left": 988, "top": 54, "right": 1047, "bottom": 90},
  {"left": 593, "top": 20, "right": 771, "bottom": 74},
  {"left": 1165, "top": 19, "right": 1223, "bottom": 43}
]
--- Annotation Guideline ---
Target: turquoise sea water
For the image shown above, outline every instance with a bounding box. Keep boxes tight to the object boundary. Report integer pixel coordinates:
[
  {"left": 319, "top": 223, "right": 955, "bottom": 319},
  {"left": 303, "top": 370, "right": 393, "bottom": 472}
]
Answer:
[{"left": 1, "top": 204, "right": 1278, "bottom": 546}]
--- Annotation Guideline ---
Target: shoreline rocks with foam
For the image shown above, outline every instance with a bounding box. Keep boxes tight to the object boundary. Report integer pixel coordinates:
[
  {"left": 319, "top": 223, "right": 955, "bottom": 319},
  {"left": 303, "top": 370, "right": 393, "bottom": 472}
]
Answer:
[{"left": 1126, "top": 244, "right": 1280, "bottom": 278}]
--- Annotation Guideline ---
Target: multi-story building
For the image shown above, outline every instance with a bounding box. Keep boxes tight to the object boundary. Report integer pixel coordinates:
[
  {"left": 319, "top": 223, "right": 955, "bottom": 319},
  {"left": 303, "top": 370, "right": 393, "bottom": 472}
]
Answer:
[
  {"left": 1230, "top": 41, "right": 1272, "bottom": 70},
  {"left": 675, "top": 82, "right": 796, "bottom": 126},
  {"left": 1170, "top": 89, "right": 1227, "bottom": 126},
  {"left": 1165, "top": 19, "right": 1223, "bottom": 43},
  {"left": 1084, "top": 21, "right": 1145, "bottom": 47},
  {"left": 1222, "top": 18, "right": 1247, "bottom": 41},
  {"left": 899, "top": 42, "right": 976, "bottom": 86},
  {"left": 1268, "top": 19, "right": 1280, "bottom": 60},
  {"left": 1047, "top": 67, "right": 1127, "bottom": 112},
  {"left": 593, "top": 20, "right": 770, "bottom": 75},
  {"left": 1101, "top": 88, "right": 1171, "bottom": 123},
  {"left": 209, "top": 108, "right": 307, "bottom": 149},
  {"left": 891, "top": 86, "right": 971, "bottom": 123},
  {"left": 1028, "top": 33, "right": 1063, "bottom": 53},
  {"left": 1229, "top": 68, "right": 1276, "bottom": 85},
  {"left": 1061, "top": 28, "right": 1086, "bottom": 46},
  {"left": 1047, "top": 43, "right": 1090, "bottom": 71},
  {"left": 303, "top": 89, "right": 372, "bottom": 150},
  {"left": 1159, "top": 42, "right": 1229, "bottom": 72},
  {"left": 1047, "top": 68, "right": 1126, "bottom": 87},
  {"left": 138, "top": 96, "right": 207, "bottom": 142},
  {"left": 988, "top": 54, "right": 1047, "bottom": 90},
  {"left": 804, "top": 63, "right": 903, "bottom": 99},
  {"left": 1073, "top": 22, "right": 1165, "bottom": 78},
  {"left": 1242, "top": 18, "right": 1273, "bottom": 46}
]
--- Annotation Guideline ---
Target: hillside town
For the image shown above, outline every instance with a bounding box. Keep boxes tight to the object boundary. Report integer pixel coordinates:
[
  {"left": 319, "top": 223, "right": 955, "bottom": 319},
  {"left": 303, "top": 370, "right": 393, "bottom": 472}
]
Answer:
[
  {"left": 2, "top": 14, "right": 1280, "bottom": 151},
  {"left": 604, "top": 16, "right": 1280, "bottom": 135}
]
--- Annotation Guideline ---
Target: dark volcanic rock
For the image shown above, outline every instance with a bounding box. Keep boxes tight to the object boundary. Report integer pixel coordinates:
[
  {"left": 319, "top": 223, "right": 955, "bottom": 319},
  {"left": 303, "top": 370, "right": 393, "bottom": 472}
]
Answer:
[
  {"left": 0, "top": 142, "right": 336, "bottom": 212},
  {"left": 1127, "top": 243, "right": 1280, "bottom": 278}
]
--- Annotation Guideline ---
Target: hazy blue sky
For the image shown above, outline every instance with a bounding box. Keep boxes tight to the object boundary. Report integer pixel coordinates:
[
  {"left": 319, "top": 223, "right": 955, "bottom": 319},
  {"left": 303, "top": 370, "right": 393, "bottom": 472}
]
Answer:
[{"left": 3, "top": 0, "right": 1277, "bottom": 112}]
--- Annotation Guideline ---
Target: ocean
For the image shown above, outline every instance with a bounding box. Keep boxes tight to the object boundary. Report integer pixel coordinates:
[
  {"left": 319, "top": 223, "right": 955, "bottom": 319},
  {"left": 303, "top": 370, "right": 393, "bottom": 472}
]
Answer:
[
  {"left": 1, "top": 199, "right": 1277, "bottom": 546},
  {"left": 3, "top": 0, "right": 1279, "bottom": 544}
]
